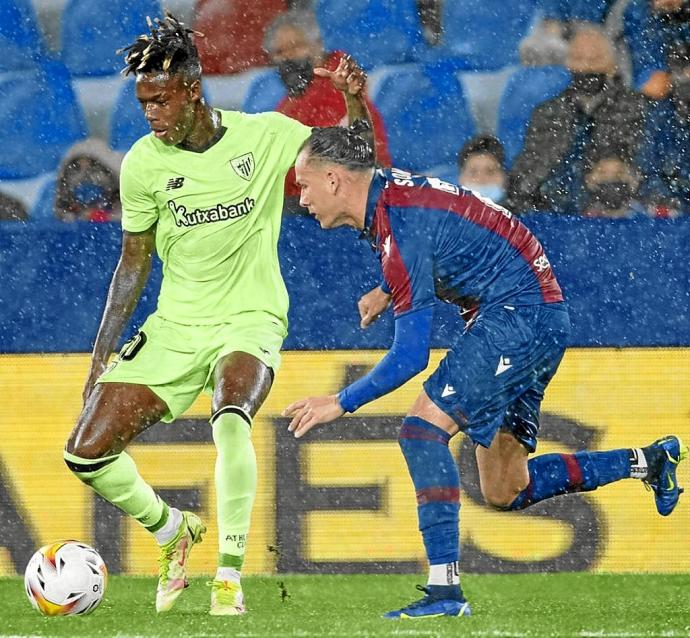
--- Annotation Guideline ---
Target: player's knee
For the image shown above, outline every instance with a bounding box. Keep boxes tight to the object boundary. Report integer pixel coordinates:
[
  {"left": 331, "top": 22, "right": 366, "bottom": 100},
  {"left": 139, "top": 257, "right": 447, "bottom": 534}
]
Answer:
[{"left": 63, "top": 447, "right": 121, "bottom": 483}]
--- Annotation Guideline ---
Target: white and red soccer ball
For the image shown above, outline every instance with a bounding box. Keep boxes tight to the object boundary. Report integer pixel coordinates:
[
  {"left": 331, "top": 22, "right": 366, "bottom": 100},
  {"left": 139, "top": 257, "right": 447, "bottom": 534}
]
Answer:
[{"left": 24, "top": 540, "right": 107, "bottom": 616}]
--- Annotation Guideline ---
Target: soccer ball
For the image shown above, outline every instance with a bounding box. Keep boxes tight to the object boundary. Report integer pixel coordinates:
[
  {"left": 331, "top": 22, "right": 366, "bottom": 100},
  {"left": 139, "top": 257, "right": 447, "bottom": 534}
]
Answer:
[{"left": 24, "top": 540, "right": 107, "bottom": 616}]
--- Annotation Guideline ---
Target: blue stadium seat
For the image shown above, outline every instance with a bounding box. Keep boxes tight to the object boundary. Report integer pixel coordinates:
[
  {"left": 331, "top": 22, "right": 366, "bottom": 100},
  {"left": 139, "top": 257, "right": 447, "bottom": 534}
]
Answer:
[
  {"left": 424, "top": 163, "right": 459, "bottom": 185},
  {"left": 110, "top": 79, "right": 211, "bottom": 151},
  {"left": 241, "top": 69, "right": 287, "bottom": 113},
  {"left": 0, "top": 61, "right": 87, "bottom": 179},
  {"left": 435, "top": 0, "right": 540, "bottom": 71},
  {"left": 109, "top": 79, "right": 149, "bottom": 152},
  {"left": 497, "top": 65, "right": 571, "bottom": 167},
  {"left": 0, "top": 0, "right": 45, "bottom": 71},
  {"left": 372, "top": 64, "right": 475, "bottom": 172},
  {"left": 315, "top": 0, "right": 428, "bottom": 70},
  {"left": 61, "top": 0, "right": 162, "bottom": 77},
  {"left": 29, "top": 178, "right": 57, "bottom": 223}
]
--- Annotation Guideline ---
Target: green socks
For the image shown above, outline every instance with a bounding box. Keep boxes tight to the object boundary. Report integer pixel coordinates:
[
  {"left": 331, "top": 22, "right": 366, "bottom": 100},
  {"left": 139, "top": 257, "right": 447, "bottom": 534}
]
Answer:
[
  {"left": 65, "top": 406, "right": 257, "bottom": 570},
  {"left": 64, "top": 450, "right": 168, "bottom": 531},
  {"left": 211, "top": 409, "right": 257, "bottom": 570}
]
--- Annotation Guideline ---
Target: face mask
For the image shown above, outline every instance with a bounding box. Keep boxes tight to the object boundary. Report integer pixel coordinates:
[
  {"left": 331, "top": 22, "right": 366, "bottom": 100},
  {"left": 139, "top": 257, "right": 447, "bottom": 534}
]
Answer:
[
  {"left": 588, "top": 181, "right": 634, "bottom": 210},
  {"left": 570, "top": 72, "right": 608, "bottom": 96},
  {"left": 278, "top": 58, "right": 314, "bottom": 97},
  {"left": 659, "top": 3, "right": 690, "bottom": 24},
  {"left": 465, "top": 183, "right": 505, "bottom": 203}
]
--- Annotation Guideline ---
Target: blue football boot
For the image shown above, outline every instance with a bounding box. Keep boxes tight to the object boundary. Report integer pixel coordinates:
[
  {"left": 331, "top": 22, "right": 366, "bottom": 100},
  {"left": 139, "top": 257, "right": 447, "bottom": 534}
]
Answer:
[
  {"left": 384, "top": 585, "right": 471, "bottom": 620},
  {"left": 644, "top": 435, "right": 688, "bottom": 516}
]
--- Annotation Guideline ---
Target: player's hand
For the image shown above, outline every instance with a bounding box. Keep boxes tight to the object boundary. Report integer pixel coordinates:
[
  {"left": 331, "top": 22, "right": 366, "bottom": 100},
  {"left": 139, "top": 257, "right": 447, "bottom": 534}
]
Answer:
[
  {"left": 358, "top": 286, "right": 392, "bottom": 329},
  {"left": 315, "top": 54, "right": 367, "bottom": 96},
  {"left": 82, "top": 359, "right": 106, "bottom": 405},
  {"left": 282, "top": 395, "right": 345, "bottom": 438}
]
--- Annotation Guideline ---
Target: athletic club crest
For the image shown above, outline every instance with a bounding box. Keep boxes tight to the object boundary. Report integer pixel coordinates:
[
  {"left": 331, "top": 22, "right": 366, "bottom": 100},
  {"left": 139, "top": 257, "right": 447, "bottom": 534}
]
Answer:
[{"left": 230, "top": 152, "right": 255, "bottom": 181}]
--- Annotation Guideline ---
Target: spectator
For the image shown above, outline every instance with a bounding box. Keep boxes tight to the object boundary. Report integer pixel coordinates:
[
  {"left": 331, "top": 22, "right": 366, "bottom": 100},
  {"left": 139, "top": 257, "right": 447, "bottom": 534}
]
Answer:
[
  {"left": 581, "top": 154, "right": 648, "bottom": 218},
  {"left": 194, "top": 0, "right": 288, "bottom": 75},
  {"left": 54, "top": 139, "right": 123, "bottom": 223},
  {"left": 626, "top": 0, "right": 690, "bottom": 99},
  {"left": 538, "top": 0, "right": 669, "bottom": 98},
  {"left": 638, "top": 42, "right": 690, "bottom": 216},
  {"left": 457, "top": 135, "right": 508, "bottom": 207},
  {"left": 0, "top": 192, "right": 28, "bottom": 221},
  {"left": 507, "top": 25, "right": 646, "bottom": 214},
  {"left": 263, "top": 8, "right": 392, "bottom": 207}
]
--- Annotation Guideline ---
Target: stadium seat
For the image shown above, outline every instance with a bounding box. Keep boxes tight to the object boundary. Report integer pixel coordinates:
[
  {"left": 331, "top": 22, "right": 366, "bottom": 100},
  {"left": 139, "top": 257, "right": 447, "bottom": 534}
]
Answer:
[
  {"left": 0, "top": 60, "right": 87, "bottom": 179},
  {"left": 0, "top": 0, "right": 45, "bottom": 71},
  {"left": 28, "top": 177, "right": 57, "bottom": 223},
  {"left": 109, "top": 79, "right": 150, "bottom": 152},
  {"left": 194, "top": 0, "right": 287, "bottom": 74},
  {"left": 315, "top": 0, "right": 428, "bottom": 70},
  {"left": 496, "top": 65, "right": 571, "bottom": 167},
  {"left": 109, "top": 78, "right": 215, "bottom": 151},
  {"left": 424, "top": 163, "right": 458, "bottom": 185},
  {"left": 434, "top": 0, "right": 540, "bottom": 71},
  {"left": 241, "top": 69, "right": 287, "bottom": 113},
  {"left": 61, "top": 0, "right": 162, "bottom": 77},
  {"left": 372, "top": 64, "right": 475, "bottom": 172}
]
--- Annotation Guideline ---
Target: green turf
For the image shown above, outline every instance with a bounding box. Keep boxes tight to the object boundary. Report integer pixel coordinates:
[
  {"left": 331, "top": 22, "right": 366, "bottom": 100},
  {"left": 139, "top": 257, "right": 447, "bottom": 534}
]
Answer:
[{"left": 1, "top": 573, "right": 689, "bottom": 637}]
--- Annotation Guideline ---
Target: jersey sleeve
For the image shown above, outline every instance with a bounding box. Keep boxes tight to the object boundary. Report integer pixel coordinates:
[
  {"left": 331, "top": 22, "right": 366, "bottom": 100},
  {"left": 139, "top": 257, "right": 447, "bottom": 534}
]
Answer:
[
  {"left": 260, "top": 111, "right": 312, "bottom": 173},
  {"left": 383, "top": 213, "right": 437, "bottom": 318},
  {"left": 119, "top": 150, "right": 158, "bottom": 232}
]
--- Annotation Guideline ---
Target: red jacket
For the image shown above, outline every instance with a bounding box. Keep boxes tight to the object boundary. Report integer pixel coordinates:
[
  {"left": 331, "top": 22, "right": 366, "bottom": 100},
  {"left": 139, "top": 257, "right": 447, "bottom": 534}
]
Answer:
[{"left": 276, "top": 51, "right": 392, "bottom": 197}]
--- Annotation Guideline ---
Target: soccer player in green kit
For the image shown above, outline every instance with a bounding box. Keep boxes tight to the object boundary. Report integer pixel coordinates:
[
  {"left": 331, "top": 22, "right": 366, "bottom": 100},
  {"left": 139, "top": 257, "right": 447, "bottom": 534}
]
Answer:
[{"left": 63, "top": 13, "right": 372, "bottom": 616}]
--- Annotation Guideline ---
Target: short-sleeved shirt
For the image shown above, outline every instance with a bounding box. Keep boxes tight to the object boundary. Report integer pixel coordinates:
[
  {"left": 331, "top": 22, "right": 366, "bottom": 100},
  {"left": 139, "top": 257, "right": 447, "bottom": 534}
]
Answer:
[
  {"left": 363, "top": 168, "right": 563, "bottom": 319},
  {"left": 119, "top": 109, "right": 312, "bottom": 327}
]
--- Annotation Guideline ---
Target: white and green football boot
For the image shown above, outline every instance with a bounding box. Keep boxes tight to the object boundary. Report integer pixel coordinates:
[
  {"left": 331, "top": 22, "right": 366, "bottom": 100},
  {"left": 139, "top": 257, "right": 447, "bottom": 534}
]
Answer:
[
  {"left": 155, "top": 511, "right": 206, "bottom": 612},
  {"left": 209, "top": 579, "right": 246, "bottom": 616}
]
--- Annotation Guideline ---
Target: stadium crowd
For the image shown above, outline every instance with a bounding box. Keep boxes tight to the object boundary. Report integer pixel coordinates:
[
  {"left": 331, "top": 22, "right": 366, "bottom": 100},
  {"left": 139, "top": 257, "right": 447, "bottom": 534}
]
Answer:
[{"left": 1, "top": 0, "right": 690, "bottom": 222}]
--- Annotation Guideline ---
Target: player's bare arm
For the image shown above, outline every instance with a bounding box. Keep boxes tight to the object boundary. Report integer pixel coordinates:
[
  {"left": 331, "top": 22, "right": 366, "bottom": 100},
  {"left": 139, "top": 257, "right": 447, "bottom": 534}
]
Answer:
[
  {"left": 82, "top": 228, "right": 156, "bottom": 403},
  {"left": 315, "top": 54, "right": 376, "bottom": 152}
]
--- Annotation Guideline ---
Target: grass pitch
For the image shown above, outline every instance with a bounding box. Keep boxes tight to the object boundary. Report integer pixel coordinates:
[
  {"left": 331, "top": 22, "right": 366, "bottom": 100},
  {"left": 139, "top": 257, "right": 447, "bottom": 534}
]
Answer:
[{"left": 1, "top": 573, "right": 689, "bottom": 637}]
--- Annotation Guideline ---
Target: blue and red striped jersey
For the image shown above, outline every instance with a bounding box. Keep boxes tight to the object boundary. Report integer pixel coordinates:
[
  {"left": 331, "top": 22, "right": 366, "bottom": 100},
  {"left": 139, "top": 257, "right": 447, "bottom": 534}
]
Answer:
[{"left": 364, "top": 168, "right": 563, "bottom": 318}]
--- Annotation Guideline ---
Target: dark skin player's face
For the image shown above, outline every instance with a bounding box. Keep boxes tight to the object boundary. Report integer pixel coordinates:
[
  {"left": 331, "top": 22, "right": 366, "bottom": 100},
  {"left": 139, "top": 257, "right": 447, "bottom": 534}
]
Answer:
[{"left": 135, "top": 72, "right": 200, "bottom": 146}]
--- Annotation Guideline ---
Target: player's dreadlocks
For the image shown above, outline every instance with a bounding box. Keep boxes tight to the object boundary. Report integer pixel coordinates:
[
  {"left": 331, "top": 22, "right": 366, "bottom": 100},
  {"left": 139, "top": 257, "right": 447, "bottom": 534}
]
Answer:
[
  {"left": 301, "top": 123, "right": 376, "bottom": 171},
  {"left": 118, "top": 12, "right": 202, "bottom": 79}
]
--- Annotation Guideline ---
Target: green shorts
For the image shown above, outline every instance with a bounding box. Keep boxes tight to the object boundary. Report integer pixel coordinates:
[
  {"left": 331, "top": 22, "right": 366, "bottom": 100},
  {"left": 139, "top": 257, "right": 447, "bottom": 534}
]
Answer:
[{"left": 98, "top": 312, "right": 285, "bottom": 422}]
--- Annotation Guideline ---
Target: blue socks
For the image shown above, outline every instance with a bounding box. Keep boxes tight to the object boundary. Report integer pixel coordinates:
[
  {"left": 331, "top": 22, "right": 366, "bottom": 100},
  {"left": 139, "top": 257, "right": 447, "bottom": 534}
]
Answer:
[
  {"left": 508, "top": 449, "right": 631, "bottom": 510},
  {"left": 398, "top": 417, "right": 460, "bottom": 566}
]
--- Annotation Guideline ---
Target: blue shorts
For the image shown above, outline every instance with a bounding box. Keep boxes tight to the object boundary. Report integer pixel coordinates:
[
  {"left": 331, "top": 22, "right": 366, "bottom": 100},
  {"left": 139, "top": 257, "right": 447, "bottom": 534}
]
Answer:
[{"left": 423, "top": 303, "right": 570, "bottom": 453}]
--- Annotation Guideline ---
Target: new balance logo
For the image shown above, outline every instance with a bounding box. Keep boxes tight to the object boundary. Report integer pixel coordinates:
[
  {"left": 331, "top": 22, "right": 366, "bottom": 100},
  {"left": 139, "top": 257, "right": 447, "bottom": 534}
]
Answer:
[
  {"left": 166, "top": 177, "right": 185, "bottom": 190},
  {"left": 441, "top": 384, "right": 456, "bottom": 398},
  {"left": 495, "top": 355, "right": 512, "bottom": 376}
]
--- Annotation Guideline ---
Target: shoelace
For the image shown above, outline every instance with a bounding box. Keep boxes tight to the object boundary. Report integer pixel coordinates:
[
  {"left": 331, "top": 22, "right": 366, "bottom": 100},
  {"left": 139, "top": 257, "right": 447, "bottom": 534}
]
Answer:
[
  {"left": 403, "top": 585, "right": 434, "bottom": 610},
  {"left": 157, "top": 549, "right": 175, "bottom": 586},
  {"left": 157, "top": 525, "right": 188, "bottom": 587},
  {"left": 206, "top": 580, "right": 240, "bottom": 603}
]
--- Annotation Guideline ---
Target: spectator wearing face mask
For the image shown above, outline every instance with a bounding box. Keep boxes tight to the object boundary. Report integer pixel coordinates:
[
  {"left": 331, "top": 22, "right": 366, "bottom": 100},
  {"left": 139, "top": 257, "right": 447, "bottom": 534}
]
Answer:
[
  {"left": 638, "top": 42, "right": 690, "bottom": 216},
  {"left": 263, "top": 8, "right": 392, "bottom": 206},
  {"left": 507, "top": 24, "right": 646, "bottom": 214},
  {"left": 457, "top": 135, "right": 508, "bottom": 207},
  {"left": 581, "top": 154, "right": 648, "bottom": 218},
  {"left": 54, "top": 139, "right": 123, "bottom": 223}
]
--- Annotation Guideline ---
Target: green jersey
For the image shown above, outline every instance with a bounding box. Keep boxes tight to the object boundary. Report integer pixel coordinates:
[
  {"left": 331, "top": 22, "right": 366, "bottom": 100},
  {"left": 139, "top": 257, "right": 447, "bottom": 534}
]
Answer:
[{"left": 119, "top": 109, "right": 312, "bottom": 327}]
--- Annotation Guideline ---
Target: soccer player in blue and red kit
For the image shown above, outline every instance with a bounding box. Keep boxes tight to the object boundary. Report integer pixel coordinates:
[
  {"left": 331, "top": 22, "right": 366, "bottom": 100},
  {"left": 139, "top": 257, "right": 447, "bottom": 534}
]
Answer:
[{"left": 283, "top": 126, "right": 687, "bottom": 620}]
